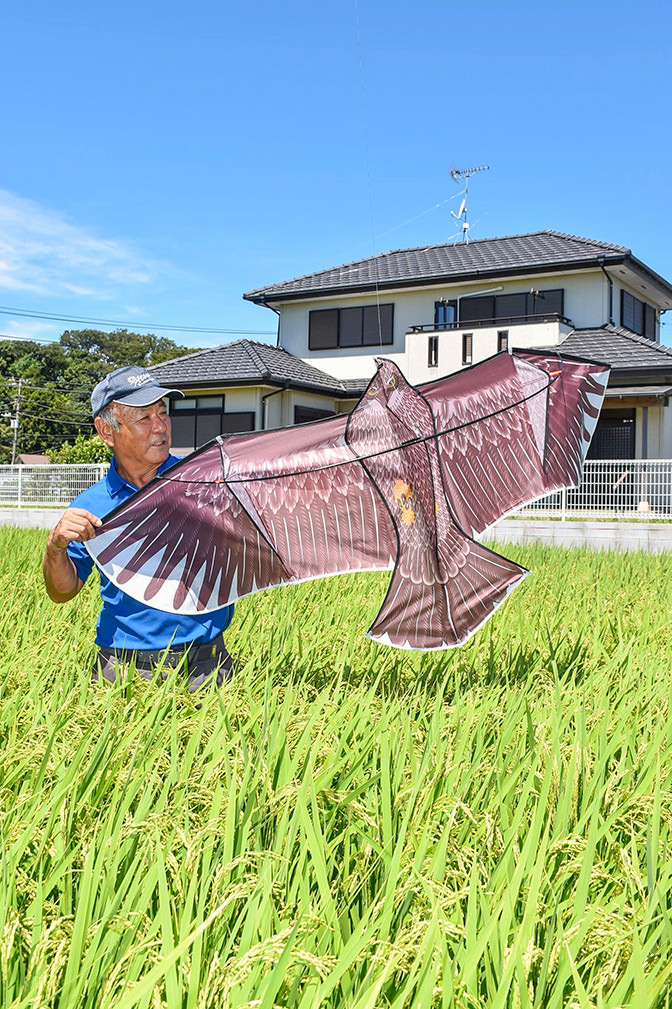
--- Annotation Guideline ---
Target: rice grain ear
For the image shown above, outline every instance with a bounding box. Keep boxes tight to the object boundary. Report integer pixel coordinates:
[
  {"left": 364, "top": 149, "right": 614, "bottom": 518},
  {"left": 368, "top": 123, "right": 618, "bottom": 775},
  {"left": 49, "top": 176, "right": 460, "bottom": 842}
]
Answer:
[{"left": 2, "top": 527, "right": 672, "bottom": 1006}]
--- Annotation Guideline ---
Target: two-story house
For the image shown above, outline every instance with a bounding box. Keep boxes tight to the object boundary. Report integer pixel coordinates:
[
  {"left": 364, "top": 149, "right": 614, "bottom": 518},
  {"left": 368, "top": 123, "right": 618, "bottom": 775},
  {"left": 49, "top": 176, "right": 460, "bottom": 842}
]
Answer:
[{"left": 151, "top": 231, "right": 672, "bottom": 459}]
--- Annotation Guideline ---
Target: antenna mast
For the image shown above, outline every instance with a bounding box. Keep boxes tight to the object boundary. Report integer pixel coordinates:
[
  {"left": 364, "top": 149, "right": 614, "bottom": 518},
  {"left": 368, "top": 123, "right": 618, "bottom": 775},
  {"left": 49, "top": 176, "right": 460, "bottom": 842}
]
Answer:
[{"left": 450, "top": 164, "right": 489, "bottom": 242}]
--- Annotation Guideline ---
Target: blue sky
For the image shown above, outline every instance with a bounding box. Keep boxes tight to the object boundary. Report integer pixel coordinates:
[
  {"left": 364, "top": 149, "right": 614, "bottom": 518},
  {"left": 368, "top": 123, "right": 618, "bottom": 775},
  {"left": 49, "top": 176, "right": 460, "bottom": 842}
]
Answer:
[{"left": 1, "top": 0, "right": 671, "bottom": 348}]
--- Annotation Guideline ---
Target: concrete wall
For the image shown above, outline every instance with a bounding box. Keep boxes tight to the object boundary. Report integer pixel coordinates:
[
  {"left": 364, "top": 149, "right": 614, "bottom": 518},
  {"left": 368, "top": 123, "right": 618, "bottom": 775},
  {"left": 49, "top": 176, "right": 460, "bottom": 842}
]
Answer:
[
  {"left": 0, "top": 508, "right": 64, "bottom": 529},
  {"left": 5, "top": 508, "right": 672, "bottom": 555},
  {"left": 487, "top": 518, "right": 672, "bottom": 553}
]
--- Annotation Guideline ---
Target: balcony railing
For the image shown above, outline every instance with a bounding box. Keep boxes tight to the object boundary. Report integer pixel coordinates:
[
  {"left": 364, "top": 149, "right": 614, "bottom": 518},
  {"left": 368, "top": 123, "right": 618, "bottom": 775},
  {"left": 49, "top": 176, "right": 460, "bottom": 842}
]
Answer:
[{"left": 409, "top": 312, "right": 571, "bottom": 333}]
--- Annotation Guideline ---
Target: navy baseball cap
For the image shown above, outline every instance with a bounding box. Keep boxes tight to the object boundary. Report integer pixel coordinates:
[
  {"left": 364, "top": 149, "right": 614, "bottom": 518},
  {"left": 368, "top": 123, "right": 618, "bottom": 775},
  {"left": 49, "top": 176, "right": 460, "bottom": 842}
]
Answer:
[{"left": 91, "top": 366, "right": 184, "bottom": 417}]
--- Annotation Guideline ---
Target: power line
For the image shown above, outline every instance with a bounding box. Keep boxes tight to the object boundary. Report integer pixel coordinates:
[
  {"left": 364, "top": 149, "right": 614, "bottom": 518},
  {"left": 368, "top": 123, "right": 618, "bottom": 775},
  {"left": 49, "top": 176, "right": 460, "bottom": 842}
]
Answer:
[
  {"left": 0, "top": 380, "right": 92, "bottom": 396},
  {"left": 0, "top": 332, "right": 58, "bottom": 345},
  {"left": 21, "top": 401, "right": 92, "bottom": 419},
  {"left": 0, "top": 306, "right": 276, "bottom": 337},
  {"left": 18, "top": 411, "right": 94, "bottom": 427},
  {"left": 7, "top": 381, "right": 92, "bottom": 395}
]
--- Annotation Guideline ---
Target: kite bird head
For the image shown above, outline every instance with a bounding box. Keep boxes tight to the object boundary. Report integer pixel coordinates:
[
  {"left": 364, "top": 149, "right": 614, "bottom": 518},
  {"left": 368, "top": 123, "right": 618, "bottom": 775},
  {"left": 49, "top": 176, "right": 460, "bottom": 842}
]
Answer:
[{"left": 370, "top": 359, "right": 408, "bottom": 404}]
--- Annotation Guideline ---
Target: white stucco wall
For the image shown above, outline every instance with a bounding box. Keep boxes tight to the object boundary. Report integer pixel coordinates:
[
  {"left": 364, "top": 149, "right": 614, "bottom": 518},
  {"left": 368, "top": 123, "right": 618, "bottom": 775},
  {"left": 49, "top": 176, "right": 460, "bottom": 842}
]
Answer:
[
  {"left": 276, "top": 268, "right": 614, "bottom": 384},
  {"left": 408, "top": 321, "right": 573, "bottom": 386}
]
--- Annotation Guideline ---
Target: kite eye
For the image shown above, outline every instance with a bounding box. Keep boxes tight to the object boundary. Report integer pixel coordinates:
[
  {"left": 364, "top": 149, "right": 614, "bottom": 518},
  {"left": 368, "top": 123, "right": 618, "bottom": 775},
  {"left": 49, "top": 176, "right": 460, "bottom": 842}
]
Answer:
[
  {"left": 387, "top": 375, "right": 397, "bottom": 389},
  {"left": 368, "top": 385, "right": 379, "bottom": 397}
]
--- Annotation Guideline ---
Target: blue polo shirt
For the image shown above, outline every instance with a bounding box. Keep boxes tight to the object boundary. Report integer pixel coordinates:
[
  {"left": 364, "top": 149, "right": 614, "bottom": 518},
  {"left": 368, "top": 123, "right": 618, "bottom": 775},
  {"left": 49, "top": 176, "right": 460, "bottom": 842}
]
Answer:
[{"left": 67, "top": 455, "right": 234, "bottom": 650}]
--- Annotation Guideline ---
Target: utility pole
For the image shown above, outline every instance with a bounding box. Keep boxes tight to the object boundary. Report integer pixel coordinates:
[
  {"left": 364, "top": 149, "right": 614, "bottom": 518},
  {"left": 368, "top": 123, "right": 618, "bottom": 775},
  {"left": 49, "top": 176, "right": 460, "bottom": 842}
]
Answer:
[{"left": 10, "top": 378, "right": 22, "bottom": 465}]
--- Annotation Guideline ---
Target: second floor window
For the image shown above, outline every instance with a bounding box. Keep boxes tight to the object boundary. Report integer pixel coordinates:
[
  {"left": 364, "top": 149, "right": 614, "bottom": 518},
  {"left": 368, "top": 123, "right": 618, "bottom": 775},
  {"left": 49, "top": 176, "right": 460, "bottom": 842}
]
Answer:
[
  {"left": 459, "top": 288, "right": 564, "bottom": 325},
  {"left": 428, "top": 335, "right": 439, "bottom": 368},
  {"left": 309, "top": 304, "right": 394, "bottom": 350},
  {"left": 434, "top": 299, "right": 457, "bottom": 329},
  {"left": 497, "top": 330, "right": 509, "bottom": 352},
  {"left": 621, "top": 290, "right": 656, "bottom": 339},
  {"left": 462, "top": 333, "right": 473, "bottom": 366}
]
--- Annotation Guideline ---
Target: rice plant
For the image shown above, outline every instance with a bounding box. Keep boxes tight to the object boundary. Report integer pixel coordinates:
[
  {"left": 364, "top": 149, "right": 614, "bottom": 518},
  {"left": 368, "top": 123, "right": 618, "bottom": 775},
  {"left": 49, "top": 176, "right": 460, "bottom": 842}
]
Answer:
[{"left": 1, "top": 526, "right": 672, "bottom": 1007}]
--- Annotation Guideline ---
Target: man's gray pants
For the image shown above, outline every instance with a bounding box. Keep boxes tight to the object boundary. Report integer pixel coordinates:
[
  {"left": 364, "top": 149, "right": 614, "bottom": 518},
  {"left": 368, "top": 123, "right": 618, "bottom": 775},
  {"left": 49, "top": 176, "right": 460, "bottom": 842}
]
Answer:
[{"left": 93, "top": 633, "right": 233, "bottom": 693}]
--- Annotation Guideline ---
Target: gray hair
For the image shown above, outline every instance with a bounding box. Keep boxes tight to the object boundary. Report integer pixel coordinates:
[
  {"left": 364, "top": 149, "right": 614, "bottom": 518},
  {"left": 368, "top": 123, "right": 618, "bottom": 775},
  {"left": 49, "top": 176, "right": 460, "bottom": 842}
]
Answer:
[
  {"left": 97, "top": 403, "right": 120, "bottom": 431},
  {"left": 97, "top": 398, "right": 169, "bottom": 431}
]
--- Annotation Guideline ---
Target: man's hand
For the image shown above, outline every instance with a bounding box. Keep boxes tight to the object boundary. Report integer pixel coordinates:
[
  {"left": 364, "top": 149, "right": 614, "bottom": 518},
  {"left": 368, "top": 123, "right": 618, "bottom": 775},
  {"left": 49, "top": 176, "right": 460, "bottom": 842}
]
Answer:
[
  {"left": 43, "top": 508, "right": 102, "bottom": 602},
  {"left": 46, "top": 508, "right": 102, "bottom": 552}
]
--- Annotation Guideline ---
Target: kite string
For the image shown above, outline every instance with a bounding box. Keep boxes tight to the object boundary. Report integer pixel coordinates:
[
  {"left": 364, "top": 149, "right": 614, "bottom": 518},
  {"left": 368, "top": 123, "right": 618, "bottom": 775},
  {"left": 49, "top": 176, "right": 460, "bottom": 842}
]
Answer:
[
  {"left": 157, "top": 373, "right": 560, "bottom": 487},
  {"left": 354, "top": 0, "right": 384, "bottom": 348}
]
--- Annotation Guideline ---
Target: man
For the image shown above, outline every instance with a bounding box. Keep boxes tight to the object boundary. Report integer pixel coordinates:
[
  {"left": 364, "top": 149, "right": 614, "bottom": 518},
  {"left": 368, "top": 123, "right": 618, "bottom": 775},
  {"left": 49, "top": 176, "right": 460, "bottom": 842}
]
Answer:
[{"left": 42, "top": 365, "right": 234, "bottom": 690}]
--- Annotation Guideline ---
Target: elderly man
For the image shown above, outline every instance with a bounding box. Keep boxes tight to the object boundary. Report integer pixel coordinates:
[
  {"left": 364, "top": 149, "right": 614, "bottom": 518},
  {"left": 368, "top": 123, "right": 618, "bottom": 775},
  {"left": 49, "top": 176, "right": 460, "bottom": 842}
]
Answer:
[{"left": 42, "top": 365, "right": 234, "bottom": 690}]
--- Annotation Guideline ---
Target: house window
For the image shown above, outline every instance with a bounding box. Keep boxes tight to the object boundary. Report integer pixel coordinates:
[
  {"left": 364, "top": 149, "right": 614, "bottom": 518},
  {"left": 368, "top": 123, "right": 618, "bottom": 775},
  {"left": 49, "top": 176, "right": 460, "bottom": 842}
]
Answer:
[
  {"left": 309, "top": 304, "right": 394, "bottom": 349},
  {"left": 621, "top": 291, "right": 656, "bottom": 339},
  {"left": 172, "top": 396, "right": 223, "bottom": 411},
  {"left": 221, "top": 412, "right": 255, "bottom": 434},
  {"left": 462, "top": 333, "right": 473, "bottom": 366},
  {"left": 294, "top": 406, "right": 335, "bottom": 425},
  {"left": 428, "top": 335, "right": 439, "bottom": 368},
  {"left": 587, "top": 410, "right": 635, "bottom": 460},
  {"left": 497, "top": 330, "right": 509, "bottom": 353},
  {"left": 460, "top": 295, "right": 494, "bottom": 324},
  {"left": 458, "top": 288, "right": 564, "bottom": 325},
  {"left": 170, "top": 396, "right": 255, "bottom": 449},
  {"left": 309, "top": 309, "right": 339, "bottom": 349},
  {"left": 434, "top": 299, "right": 457, "bottom": 329}
]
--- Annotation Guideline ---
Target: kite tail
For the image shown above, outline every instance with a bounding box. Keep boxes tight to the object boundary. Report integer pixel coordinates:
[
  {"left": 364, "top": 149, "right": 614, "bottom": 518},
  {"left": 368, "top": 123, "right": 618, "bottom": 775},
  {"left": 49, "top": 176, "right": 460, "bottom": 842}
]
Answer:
[{"left": 367, "top": 539, "right": 528, "bottom": 650}]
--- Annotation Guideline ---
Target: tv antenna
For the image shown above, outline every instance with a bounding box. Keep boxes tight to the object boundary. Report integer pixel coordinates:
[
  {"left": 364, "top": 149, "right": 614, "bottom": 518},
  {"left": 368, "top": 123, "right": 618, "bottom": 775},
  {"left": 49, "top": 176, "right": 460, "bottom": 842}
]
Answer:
[{"left": 450, "top": 164, "right": 489, "bottom": 242}]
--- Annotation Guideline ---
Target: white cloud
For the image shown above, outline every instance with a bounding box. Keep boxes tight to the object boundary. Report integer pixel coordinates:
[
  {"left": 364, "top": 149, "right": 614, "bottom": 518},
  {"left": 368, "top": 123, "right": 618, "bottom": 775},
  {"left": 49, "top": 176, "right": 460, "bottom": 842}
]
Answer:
[
  {"left": 0, "top": 189, "right": 159, "bottom": 299},
  {"left": 0, "top": 317, "right": 59, "bottom": 343}
]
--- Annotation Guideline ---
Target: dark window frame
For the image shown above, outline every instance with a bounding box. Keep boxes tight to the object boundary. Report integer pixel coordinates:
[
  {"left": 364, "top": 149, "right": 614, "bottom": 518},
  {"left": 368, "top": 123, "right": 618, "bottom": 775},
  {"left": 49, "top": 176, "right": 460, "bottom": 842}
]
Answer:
[
  {"left": 497, "top": 330, "right": 509, "bottom": 353},
  {"left": 458, "top": 288, "right": 564, "bottom": 326},
  {"left": 621, "top": 290, "right": 656, "bottom": 339},
  {"left": 428, "top": 334, "right": 439, "bottom": 368},
  {"left": 221, "top": 412, "right": 255, "bottom": 434},
  {"left": 462, "top": 332, "right": 473, "bottom": 366},
  {"left": 309, "top": 304, "right": 394, "bottom": 350},
  {"left": 169, "top": 396, "right": 256, "bottom": 447},
  {"left": 434, "top": 299, "right": 457, "bottom": 330},
  {"left": 294, "top": 405, "right": 335, "bottom": 425}
]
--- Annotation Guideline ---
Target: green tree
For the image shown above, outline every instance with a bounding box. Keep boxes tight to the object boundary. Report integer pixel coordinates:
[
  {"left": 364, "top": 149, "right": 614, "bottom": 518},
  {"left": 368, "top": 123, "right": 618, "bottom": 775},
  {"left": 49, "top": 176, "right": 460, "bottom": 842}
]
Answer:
[
  {"left": 47, "top": 433, "right": 111, "bottom": 464},
  {"left": 0, "top": 329, "right": 198, "bottom": 462}
]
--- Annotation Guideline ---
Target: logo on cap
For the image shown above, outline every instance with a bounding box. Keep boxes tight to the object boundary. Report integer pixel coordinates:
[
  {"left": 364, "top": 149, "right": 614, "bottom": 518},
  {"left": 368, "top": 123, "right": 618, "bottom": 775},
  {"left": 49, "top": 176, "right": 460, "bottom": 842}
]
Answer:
[{"left": 127, "top": 374, "right": 154, "bottom": 387}]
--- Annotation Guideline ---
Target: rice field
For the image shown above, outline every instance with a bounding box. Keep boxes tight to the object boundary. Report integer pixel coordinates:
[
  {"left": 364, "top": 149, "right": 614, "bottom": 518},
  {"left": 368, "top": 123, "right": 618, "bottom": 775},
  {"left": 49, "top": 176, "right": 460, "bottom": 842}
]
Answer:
[{"left": 2, "top": 525, "right": 672, "bottom": 1008}]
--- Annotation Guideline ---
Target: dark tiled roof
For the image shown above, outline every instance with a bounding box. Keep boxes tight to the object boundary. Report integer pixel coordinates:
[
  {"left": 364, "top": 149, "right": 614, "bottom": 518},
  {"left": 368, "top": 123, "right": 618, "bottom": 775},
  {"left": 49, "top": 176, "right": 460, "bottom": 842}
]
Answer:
[
  {"left": 148, "top": 339, "right": 365, "bottom": 397},
  {"left": 244, "top": 231, "right": 635, "bottom": 302},
  {"left": 549, "top": 326, "right": 672, "bottom": 373}
]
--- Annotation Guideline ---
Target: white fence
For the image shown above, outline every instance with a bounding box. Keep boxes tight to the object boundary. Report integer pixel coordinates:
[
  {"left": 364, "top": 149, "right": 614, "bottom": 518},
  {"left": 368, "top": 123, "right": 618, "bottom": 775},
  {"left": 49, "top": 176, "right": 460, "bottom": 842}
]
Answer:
[
  {"left": 516, "top": 460, "right": 672, "bottom": 519},
  {"left": 2, "top": 460, "right": 672, "bottom": 520},
  {"left": 0, "top": 465, "right": 109, "bottom": 508}
]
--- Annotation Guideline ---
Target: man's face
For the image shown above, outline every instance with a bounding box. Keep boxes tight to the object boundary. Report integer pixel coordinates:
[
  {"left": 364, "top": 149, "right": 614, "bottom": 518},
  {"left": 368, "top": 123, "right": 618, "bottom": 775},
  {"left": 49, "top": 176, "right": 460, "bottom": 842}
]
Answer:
[{"left": 98, "top": 399, "right": 171, "bottom": 472}]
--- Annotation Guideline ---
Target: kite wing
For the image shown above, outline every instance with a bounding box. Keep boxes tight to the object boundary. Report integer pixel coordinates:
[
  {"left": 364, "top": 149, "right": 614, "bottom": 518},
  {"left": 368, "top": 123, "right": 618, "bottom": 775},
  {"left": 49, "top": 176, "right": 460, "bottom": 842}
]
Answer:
[
  {"left": 420, "top": 349, "right": 609, "bottom": 537},
  {"left": 86, "top": 350, "right": 609, "bottom": 650}
]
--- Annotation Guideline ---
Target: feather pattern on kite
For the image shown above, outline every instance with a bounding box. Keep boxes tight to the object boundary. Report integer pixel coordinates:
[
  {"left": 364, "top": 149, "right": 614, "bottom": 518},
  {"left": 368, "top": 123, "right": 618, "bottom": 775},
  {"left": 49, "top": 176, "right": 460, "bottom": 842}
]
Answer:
[{"left": 86, "top": 350, "right": 609, "bottom": 649}]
